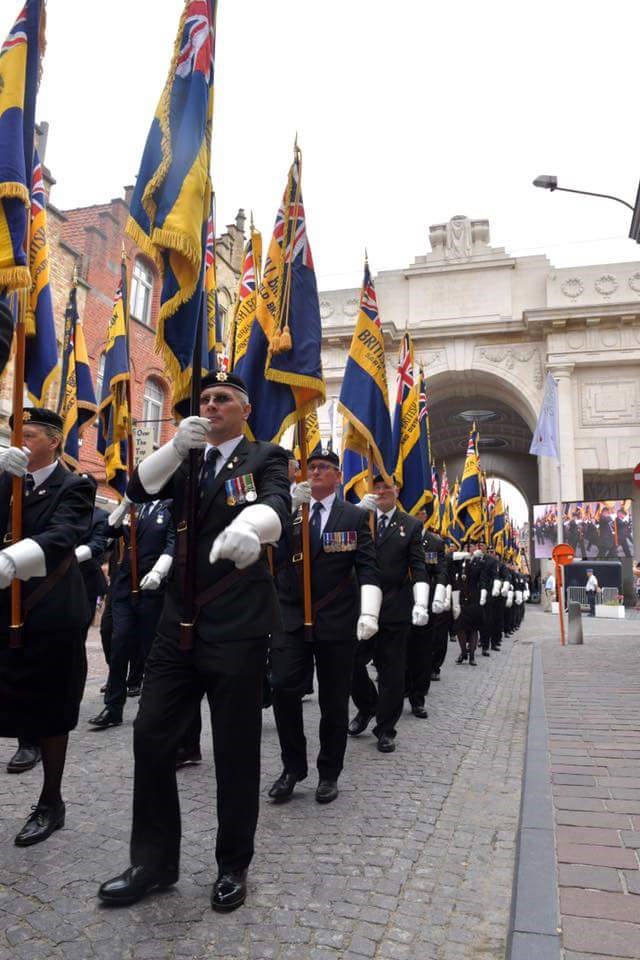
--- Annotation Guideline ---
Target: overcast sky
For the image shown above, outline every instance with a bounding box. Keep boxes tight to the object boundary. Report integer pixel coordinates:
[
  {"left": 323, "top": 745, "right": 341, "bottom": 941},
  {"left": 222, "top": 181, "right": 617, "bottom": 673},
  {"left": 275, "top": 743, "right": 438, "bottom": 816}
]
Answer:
[{"left": 2, "top": 0, "right": 640, "bottom": 290}]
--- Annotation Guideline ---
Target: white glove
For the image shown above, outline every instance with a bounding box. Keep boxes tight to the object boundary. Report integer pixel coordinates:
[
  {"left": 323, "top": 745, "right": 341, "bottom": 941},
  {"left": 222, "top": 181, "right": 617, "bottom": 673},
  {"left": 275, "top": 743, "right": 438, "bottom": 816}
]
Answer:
[
  {"left": 0, "top": 446, "right": 29, "bottom": 478},
  {"left": 515, "top": 590, "right": 523, "bottom": 606},
  {"left": 172, "top": 416, "right": 211, "bottom": 459},
  {"left": 453, "top": 551, "right": 470, "bottom": 561},
  {"left": 210, "top": 504, "right": 281, "bottom": 570},
  {"left": 524, "top": 586, "right": 530, "bottom": 600},
  {"left": 291, "top": 480, "right": 311, "bottom": 510},
  {"left": 355, "top": 493, "right": 379, "bottom": 513},
  {"left": 75, "top": 545, "right": 92, "bottom": 563},
  {"left": 140, "top": 553, "right": 173, "bottom": 590},
  {"left": 444, "top": 583, "right": 452, "bottom": 611},
  {"left": 108, "top": 495, "right": 131, "bottom": 528},
  {"left": 356, "top": 583, "right": 382, "bottom": 640},
  {"left": 492, "top": 578, "right": 502, "bottom": 598},
  {"left": 0, "top": 552, "right": 16, "bottom": 589},
  {"left": 501, "top": 580, "right": 510, "bottom": 597},
  {"left": 0, "top": 538, "right": 45, "bottom": 580},
  {"left": 452, "top": 589, "right": 461, "bottom": 620},
  {"left": 432, "top": 583, "right": 447, "bottom": 615},
  {"left": 480, "top": 588, "right": 488, "bottom": 606},
  {"left": 412, "top": 581, "right": 429, "bottom": 626},
  {"left": 412, "top": 604, "right": 429, "bottom": 627},
  {"left": 506, "top": 591, "right": 514, "bottom": 608}
]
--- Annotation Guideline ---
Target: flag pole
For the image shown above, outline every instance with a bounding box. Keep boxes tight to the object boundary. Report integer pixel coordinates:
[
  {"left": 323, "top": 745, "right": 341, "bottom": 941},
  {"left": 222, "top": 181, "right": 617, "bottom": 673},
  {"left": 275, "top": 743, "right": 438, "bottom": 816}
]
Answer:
[
  {"left": 553, "top": 376, "right": 565, "bottom": 645},
  {"left": 121, "top": 247, "right": 139, "bottom": 605},
  {"left": 9, "top": 286, "right": 28, "bottom": 649},
  {"left": 367, "top": 444, "right": 375, "bottom": 535},
  {"left": 298, "top": 416, "right": 314, "bottom": 642}
]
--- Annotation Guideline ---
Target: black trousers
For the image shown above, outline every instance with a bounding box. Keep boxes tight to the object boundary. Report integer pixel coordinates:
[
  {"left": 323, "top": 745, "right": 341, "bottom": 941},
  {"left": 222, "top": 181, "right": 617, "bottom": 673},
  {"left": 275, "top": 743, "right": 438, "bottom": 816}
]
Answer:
[
  {"left": 100, "top": 590, "right": 113, "bottom": 666},
  {"left": 491, "top": 599, "right": 505, "bottom": 646},
  {"left": 406, "top": 621, "right": 434, "bottom": 706},
  {"left": 270, "top": 628, "right": 356, "bottom": 781},
  {"left": 131, "top": 631, "right": 268, "bottom": 875},
  {"left": 587, "top": 591, "right": 596, "bottom": 616},
  {"left": 351, "top": 623, "right": 408, "bottom": 739},
  {"left": 105, "top": 595, "right": 164, "bottom": 718},
  {"left": 432, "top": 614, "right": 449, "bottom": 671}
]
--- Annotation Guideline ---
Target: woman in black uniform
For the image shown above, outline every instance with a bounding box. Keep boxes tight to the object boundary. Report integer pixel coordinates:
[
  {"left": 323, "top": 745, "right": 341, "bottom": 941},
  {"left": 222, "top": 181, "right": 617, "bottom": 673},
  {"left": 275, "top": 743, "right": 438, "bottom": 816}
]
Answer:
[
  {"left": 451, "top": 542, "right": 490, "bottom": 666},
  {"left": 0, "top": 409, "right": 94, "bottom": 846}
]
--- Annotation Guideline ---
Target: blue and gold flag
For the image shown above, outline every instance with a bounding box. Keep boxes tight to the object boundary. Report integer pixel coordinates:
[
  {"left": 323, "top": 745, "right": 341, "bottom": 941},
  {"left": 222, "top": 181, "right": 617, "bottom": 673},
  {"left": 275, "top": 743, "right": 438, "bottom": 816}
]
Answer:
[
  {"left": 97, "top": 262, "right": 130, "bottom": 498},
  {"left": 229, "top": 224, "right": 261, "bottom": 372},
  {"left": 339, "top": 259, "right": 394, "bottom": 494},
  {"left": 0, "top": 0, "right": 45, "bottom": 291},
  {"left": 425, "top": 466, "right": 440, "bottom": 531},
  {"left": 293, "top": 407, "right": 322, "bottom": 462},
  {"left": 492, "top": 485, "right": 506, "bottom": 557},
  {"left": 455, "top": 427, "right": 483, "bottom": 542},
  {"left": 125, "top": 0, "right": 216, "bottom": 408},
  {"left": 392, "top": 334, "right": 427, "bottom": 516},
  {"left": 24, "top": 150, "right": 57, "bottom": 404},
  {"left": 57, "top": 284, "right": 97, "bottom": 470}
]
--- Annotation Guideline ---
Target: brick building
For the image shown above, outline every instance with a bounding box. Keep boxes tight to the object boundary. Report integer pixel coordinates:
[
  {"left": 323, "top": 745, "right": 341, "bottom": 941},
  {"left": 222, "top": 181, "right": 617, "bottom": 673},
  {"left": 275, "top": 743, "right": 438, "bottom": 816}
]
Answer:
[{"left": 0, "top": 123, "right": 246, "bottom": 505}]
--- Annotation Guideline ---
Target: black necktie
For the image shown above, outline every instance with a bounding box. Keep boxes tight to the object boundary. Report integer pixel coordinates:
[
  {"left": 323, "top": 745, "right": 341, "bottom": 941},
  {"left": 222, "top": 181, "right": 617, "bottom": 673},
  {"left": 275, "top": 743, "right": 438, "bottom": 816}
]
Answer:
[
  {"left": 24, "top": 474, "right": 35, "bottom": 498},
  {"left": 310, "top": 501, "right": 323, "bottom": 552},
  {"left": 377, "top": 514, "right": 388, "bottom": 541},
  {"left": 199, "top": 447, "right": 220, "bottom": 501}
]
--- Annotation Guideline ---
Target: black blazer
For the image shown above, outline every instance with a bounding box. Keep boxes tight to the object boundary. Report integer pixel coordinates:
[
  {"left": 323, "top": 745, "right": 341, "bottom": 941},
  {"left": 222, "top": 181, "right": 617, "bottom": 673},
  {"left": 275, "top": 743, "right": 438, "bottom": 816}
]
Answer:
[
  {"left": 128, "top": 437, "right": 290, "bottom": 644},
  {"left": 0, "top": 463, "right": 93, "bottom": 638},
  {"left": 459, "top": 555, "right": 491, "bottom": 605},
  {"left": 422, "top": 530, "right": 449, "bottom": 610},
  {"left": 375, "top": 509, "right": 426, "bottom": 626},
  {"left": 275, "top": 497, "right": 379, "bottom": 642},
  {"left": 110, "top": 499, "right": 175, "bottom": 601},
  {"left": 79, "top": 507, "right": 110, "bottom": 600}
]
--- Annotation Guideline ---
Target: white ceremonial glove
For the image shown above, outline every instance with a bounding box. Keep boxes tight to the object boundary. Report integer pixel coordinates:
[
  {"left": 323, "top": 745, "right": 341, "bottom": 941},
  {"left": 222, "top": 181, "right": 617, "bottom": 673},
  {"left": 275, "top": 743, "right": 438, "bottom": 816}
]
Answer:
[
  {"left": 506, "top": 591, "right": 514, "bottom": 608},
  {"left": 0, "top": 538, "right": 45, "bottom": 581},
  {"left": 75, "top": 545, "right": 92, "bottom": 563},
  {"left": 140, "top": 553, "right": 173, "bottom": 591},
  {"left": 355, "top": 493, "right": 379, "bottom": 513},
  {"left": 172, "top": 416, "right": 211, "bottom": 459},
  {"left": 452, "top": 589, "right": 462, "bottom": 621},
  {"left": 492, "top": 578, "right": 502, "bottom": 598},
  {"left": 501, "top": 580, "right": 510, "bottom": 597},
  {"left": 515, "top": 590, "right": 523, "bottom": 606},
  {"left": 480, "top": 588, "right": 488, "bottom": 606},
  {"left": 524, "top": 586, "right": 530, "bottom": 601},
  {"left": 0, "top": 552, "right": 16, "bottom": 589},
  {"left": 412, "top": 581, "right": 430, "bottom": 626},
  {"left": 356, "top": 583, "right": 382, "bottom": 641},
  {"left": 432, "top": 583, "right": 447, "bottom": 615},
  {"left": 291, "top": 480, "right": 311, "bottom": 510},
  {"left": 108, "top": 495, "right": 131, "bottom": 528},
  {"left": 210, "top": 504, "right": 282, "bottom": 570},
  {"left": 444, "top": 583, "right": 452, "bottom": 611},
  {"left": 453, "top": 551, "right": 470, "bottom": 561},
  {"left": 0, "top": 446, "right": 30, "bottom": 478}
]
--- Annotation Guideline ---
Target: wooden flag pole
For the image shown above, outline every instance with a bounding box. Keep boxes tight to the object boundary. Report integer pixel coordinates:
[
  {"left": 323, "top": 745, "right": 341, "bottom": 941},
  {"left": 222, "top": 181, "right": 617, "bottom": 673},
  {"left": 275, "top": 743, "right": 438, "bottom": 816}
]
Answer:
[
  {"left": 121, "top": 248, "right": 139, "bottom": 605},
  {"left": 299, "top": 415, "right": 314, "bottom": 643},
  {"left": 9, "top": 288, "right": 28, "bottom": 648},
  {"left": 367, "top": 444, "right": 375, "bottom": 536}
]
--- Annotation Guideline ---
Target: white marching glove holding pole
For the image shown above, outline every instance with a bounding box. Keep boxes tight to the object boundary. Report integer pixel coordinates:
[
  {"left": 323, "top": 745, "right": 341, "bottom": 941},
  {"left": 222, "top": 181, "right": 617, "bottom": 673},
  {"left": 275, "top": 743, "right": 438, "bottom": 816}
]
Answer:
[
  {"left": 0, "top": 553, "right": 15, "bottom": 589},
  {"left": 506, "top": 590, "right": 514, "bottom": 608},
  {"left": 452, "top": 589, "right": 462, "bottom": 621},
  {"left": 453, "top": 551, "right": 470, "bottom": 561},
  {"left": 356, "top": 584, "right": 382, "bottom": 641},
  {"left": 138, "top": 416, "right": 211, "bottom": 494},
  {"left": 108, "top": 494, "right": 131, "bottom": 528},
  {"left": 0, "top": 538, "right": 46, "bottom": 584},
  {"left": 480, "top": 588, "right": 488, "bottom": 606},
  {"left": 515, "top": 590, "right": 523, "bottom": 606},
  {"left": 140, "top": 553, "right": 173, "bottom": 591},
  {"left": 431, "top": 582, "right": 447, "bottom": 615},
  {"left": 355, "top": 493, "right": 379, "bottom": 513},
  {"left": 0, "top": 446, "right": 29, "bottom": 477},
  {"left": 75, "top": 545, "right": 92, "bottom": 563},
  {"left": 501, "top": 580, "right": 510, "bottom": 597},
  {"left": 524, "top": 585, "right": 530, "bottom": 601},
  {"left": 444, "top": 583, "right": 452, "bottom": 611},
  {"left": 411, "top": 581, "right": 430, "bottom": 626},
  {"left": 291, "top": 480, "right": 311, "bottom": 510},
  {"left": 210, "top": 504, "right": 281, "bottom": 570},
  {"left": 492, "top": 578, "right": 502, "bottom": 598}
]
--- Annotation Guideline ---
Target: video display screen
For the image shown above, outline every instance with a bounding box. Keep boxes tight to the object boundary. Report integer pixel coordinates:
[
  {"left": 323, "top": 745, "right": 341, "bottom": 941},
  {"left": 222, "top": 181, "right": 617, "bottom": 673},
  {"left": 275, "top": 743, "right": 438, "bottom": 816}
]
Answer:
[{"left": 532, "top": 500, "right": 633, "bottom": 560}]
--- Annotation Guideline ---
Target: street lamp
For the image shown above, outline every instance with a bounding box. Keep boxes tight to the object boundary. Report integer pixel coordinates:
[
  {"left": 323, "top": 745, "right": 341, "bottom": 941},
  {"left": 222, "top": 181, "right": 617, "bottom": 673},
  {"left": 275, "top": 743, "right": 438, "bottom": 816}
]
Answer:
[{"left": 533, "top": 174, "right": 640, "bottom": 242}]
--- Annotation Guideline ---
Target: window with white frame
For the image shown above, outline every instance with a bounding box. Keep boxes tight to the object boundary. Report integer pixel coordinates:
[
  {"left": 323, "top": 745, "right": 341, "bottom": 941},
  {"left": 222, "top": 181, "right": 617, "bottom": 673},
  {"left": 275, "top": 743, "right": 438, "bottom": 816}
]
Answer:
[
  {"left": 130, "top": 258, "right": 154, "bottom": 326},
  {"left": 142, "top": 378, "right": 165, "bottom": 447},
  {"left": 95, "top": 353, "right": 106, "bottom": 400}
]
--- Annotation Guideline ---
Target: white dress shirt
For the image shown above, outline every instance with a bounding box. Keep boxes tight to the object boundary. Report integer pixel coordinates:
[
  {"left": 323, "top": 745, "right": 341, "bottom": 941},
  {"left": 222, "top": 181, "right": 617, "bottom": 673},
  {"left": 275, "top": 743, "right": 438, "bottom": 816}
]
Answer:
[
  {"left": 204, "top": 436, "right": 244, "bottom": 478},
  {"left": 310, "top": 492, "right": 336, "bottom": 535},
  {"left": 29, "top": 460, "right": 59, "bottom": 488}
]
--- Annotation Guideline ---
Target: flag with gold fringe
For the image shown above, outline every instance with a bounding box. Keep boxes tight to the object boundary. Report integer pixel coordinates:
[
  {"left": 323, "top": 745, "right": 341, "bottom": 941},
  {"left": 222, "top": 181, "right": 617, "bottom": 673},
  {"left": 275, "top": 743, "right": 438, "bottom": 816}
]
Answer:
[
  {"left": 455, "top": 426, "right": 483, "bottom": 542},
  {"left": 24, "top": 149, "right": 58, "bottom": 404},
  {"left": 0, "top": 0, "right": 45, "bottom": 291},
  {"left": 97, "top": 261, "right": 130, "bottom": 498},
  {"left": 57, "top": 284, "right": 97, "bottom": 470},
  {"left": 293, "top": 408, "right": 322, "bottom": 462},
  {"left": 125, "top": 0, "right": 216, "bottom": 408},
  {"left": 391, "top": 334, "right": 427, "bottom": 515},
  {"left": 229, "top": 223, "right": 261, "bottom": 373}
]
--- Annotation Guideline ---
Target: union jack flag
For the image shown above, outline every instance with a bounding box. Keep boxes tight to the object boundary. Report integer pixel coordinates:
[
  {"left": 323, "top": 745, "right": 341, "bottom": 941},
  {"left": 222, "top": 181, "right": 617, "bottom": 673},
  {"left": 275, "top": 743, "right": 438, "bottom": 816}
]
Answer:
[
  {"left": 0, "top": 4, "right": 27, "bottom": 57},
  {"left": 418, "top": 375, "right": 428, "bottom": 422},
  {"left": 204, "top": 213, "right": 215, "bottom": 270},
  {"left": 273, "top": 158, "right": 314, "bottom": 269},
  {"left": 394, "top": 335, "right": 414, "bottom": 406},
  {"left": 31, "top": 156, "right": 45, "bottom": 212},
  {"left": 360, "top": 262, "right": 381, "bottom": 327},
  {"left": 176, "top": 0, "right": 214, "bottom": 80},
  {"left": 440, "top": 467, "right": 449, "bottom": 505},
  {"left": 239, "top": 246, "right": 256, "bottom": 298}
]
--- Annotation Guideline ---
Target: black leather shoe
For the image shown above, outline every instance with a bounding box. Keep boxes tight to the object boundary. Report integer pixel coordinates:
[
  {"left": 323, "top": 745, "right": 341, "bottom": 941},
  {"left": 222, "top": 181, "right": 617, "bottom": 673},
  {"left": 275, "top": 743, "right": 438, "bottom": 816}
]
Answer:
[
  {"left": 430, "top": 670, "right": 440, "bottom": 681},
  {"left": 456, "top": 654, "right": 467, "bottom": 664},
  {"left": 100, "top": 683, "right": 107, "bottom": 693},
  {"left": 211, "top": 870, "right": 247, "bottom": 912},
  {"left": 7, "top": 745, "right": 41, "bottom": 774},
  {"left": 348, "top": 711, "right": 373, "bottom": 737},
  {"left": 268, "top": 770, "right": 303, "bottom": 802},
  {"left": 98, "top": 864, "right": 179, "bottom": 906},
  {"left": 14, "top": 802, "right": 65, "bottom": 846},
  {"left": 377, "top": 734, "right": 396, "bottom": 753},
  {"left": 482, "top": 649, "right": 490, "bottom": 657},
  {"left": 127, "top": 685, "right": 141, "bottom": 698},
  {"left": 469, "top": 655, "right": 477, "bottom": 666},
  {"left": 88, "top": 708, "right": 122, "bottom": 729},
  {"left": 315, "top": 778, "right": 339, "bottom": 804},
  {"left": 411, "top": 704, "right": 428, "bottom": 719},
  {"left": 176, "top": 745, "right": 202, "bottom": 769},
  {"left": 491, "top": 643, "right": 501, "bottom": 651}
]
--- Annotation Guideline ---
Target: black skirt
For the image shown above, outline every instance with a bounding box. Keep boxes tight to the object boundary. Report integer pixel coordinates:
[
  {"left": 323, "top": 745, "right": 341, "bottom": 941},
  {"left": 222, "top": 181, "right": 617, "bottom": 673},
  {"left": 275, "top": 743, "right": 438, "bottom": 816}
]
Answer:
[
  {"left": 0, "top": 627, "right": 87, "bottom": 738},
  {"left": 456, "top": 602, "right": 486, "bottom": 633}
]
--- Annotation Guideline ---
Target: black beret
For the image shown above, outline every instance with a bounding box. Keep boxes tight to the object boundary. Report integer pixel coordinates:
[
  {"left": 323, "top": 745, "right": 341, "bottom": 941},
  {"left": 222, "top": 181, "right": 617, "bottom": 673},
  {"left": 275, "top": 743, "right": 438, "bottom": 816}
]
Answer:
[
  {"left": 175, "top": 370, "right": 249, "bottom": 418},
  {"left": 308, "top": 448, "right": 340, "bottom": 468},
  {"left": 9, "top": 407, "right": 63, "bottom": 431},
  {"left": 373, "top": 473, "right": 398, "bottom": 485}
]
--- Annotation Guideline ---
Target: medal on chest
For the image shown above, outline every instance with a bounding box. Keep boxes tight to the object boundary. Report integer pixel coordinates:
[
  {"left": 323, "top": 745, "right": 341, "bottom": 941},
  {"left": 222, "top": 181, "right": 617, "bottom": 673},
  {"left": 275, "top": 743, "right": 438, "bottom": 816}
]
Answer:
[{"left": 225, "top": 472, "right": 257, "bottom": 507}]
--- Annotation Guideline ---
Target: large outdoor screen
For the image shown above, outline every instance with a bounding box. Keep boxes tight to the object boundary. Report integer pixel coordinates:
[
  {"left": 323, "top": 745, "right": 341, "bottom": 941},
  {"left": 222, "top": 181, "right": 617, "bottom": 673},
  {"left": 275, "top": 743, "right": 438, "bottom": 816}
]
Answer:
[{"left": 532, "top": 500, "right": 633, "bottom": 560}]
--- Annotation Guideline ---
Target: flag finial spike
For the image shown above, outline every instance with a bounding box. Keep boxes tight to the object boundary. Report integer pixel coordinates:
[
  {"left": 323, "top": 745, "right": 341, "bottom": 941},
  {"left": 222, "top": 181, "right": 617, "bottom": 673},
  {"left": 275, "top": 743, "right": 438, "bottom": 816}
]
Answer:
[
  {"left": 121, "top": 241, "right": 126, "bottom": 263},
  {"left": 250, "top": 209, "right": 254, "bottom": 232},
  {"left": 72, "top": 264, "right": 78, "bottom": 287},
  {"left": 364, "top": 246, "right": 368, "bottom": 265}
]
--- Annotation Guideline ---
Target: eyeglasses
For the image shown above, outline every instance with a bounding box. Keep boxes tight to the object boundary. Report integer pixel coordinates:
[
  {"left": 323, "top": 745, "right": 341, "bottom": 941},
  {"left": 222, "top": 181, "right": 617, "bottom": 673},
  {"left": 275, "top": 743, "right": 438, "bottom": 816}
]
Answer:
[
  {"left": 308, "top": 463, "right": 338, "bottom": 473},
  {"left": 200, "top": 392, "right": 236, "bottom": 405}
]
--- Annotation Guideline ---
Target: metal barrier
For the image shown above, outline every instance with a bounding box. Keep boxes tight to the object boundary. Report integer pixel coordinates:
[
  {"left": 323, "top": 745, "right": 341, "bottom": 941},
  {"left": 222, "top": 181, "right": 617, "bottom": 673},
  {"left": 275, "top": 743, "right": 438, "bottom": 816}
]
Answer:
[{"left": 567, "top": 586, "right": 619, "bottom": 610}]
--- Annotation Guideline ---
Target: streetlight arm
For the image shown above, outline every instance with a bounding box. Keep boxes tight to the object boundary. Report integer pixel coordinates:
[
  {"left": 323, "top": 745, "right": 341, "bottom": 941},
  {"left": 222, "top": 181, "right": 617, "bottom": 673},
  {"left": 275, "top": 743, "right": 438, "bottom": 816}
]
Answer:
[{"left": 552, "top": 185, "right": 634, "bottom": 211}]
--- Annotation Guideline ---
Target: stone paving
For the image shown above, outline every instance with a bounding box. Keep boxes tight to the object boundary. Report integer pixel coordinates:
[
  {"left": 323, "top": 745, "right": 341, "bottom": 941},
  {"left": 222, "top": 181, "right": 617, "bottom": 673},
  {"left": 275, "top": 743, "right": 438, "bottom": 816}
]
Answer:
[{"left": 2, "top": 615, "right": 534, "bottom": 960}]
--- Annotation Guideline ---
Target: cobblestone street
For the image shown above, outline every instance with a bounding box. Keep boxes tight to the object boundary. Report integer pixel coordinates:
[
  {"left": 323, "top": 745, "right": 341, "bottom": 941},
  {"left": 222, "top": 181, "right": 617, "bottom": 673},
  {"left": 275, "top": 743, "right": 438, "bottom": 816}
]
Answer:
[{"left": 1, "top": 612, "right": 535, "bottom": 959}]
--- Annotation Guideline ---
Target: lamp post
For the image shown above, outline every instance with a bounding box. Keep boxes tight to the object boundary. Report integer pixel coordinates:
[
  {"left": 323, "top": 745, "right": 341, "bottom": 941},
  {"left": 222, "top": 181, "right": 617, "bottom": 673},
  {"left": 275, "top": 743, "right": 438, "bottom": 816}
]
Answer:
[{"left": 533, "top": 175, "right": 640, "bottom": 242}]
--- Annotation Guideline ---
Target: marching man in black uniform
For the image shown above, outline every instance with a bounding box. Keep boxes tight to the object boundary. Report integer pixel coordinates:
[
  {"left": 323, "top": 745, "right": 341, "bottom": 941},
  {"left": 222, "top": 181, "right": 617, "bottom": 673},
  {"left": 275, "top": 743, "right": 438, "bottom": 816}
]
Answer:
[
  {"left": 98, "top": 371, "right": 290, "bottom": 912},
  {"left": 75, "top": 485, "right": 110, "bottom": 635},
  {"left": 0, "top": 409, "right": 94, "bottom": 846},
  {"left": 268, "top": 449, "right": 381, "bottom": 805},
  {"left": 405, "top": 522, "right": 449, "bottom": 715},
  {"left": 349, "top": 475, "right": 427, "bottom": 752}
]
